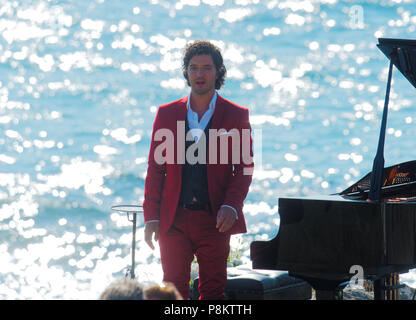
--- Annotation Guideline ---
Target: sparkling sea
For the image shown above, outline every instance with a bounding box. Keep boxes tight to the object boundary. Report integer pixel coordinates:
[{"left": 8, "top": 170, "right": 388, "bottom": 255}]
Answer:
[{"left": 1, "top": 0, "right": 416, "bottom": 299}]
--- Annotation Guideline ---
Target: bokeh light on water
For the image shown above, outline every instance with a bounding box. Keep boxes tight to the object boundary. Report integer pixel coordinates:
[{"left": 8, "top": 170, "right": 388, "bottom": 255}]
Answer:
[{"left": 1, "top": 0, "right": 416, "bottom": 298}]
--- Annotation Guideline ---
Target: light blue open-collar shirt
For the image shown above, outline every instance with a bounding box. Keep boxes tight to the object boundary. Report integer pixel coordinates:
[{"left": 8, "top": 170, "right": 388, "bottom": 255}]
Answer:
[{"left": 186, "top": 90, "right": 217, "bottom": 142}]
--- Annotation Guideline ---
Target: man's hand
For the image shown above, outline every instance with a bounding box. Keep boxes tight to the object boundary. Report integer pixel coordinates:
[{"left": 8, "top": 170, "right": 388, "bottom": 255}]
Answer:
[
  {"left": 216, "top": 206, "right": 236, "bottom": 233},
  {"left": 144, "top": 221, "right": 160, "bottom": 250}
]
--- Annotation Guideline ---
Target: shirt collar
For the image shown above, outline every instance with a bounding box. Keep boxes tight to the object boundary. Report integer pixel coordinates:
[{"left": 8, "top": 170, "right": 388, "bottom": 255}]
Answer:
[{"left": 186, "top": 90, "right": 217, "bottom": 114}]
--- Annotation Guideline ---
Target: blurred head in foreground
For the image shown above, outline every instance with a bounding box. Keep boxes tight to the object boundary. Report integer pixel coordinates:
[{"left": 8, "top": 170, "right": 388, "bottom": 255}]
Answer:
[
  {"left": 99, "top": 278, "right": 144, "bottom": 300},
  {"left": 143, "top": 282, "right": 183, "bottom": 300}
]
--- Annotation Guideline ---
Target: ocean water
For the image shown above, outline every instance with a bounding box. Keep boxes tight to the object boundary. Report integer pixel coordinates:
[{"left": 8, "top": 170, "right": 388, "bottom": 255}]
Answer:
[{"left": 1, "top": 0, "right": 416, "bottom": 299}]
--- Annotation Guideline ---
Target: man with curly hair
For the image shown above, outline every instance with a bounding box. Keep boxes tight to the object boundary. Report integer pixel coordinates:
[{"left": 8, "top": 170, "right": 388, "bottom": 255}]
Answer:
[{"left": 143, "top": 40, "right": 253, "bottom": 300}]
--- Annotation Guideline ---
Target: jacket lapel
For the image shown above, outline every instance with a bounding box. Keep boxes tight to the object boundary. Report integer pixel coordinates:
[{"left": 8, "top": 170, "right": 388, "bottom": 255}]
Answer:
[
  {"left": 207, "top": 94, "right": 226, "bottom": 172},
  {"left": 175, "top": 96, "right": 187, "bottom": 169},
  {"left": 176, "top": 96, "right": 188, "bottom": 124},
  {"left": 210, "top": 94, "right": 225, "bottom": 131}
]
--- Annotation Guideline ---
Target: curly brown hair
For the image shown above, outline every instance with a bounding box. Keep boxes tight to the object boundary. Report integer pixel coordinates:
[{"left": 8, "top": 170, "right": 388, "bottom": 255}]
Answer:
[{"left": 182, "top": 40, "right": 227, "bottom": 90}]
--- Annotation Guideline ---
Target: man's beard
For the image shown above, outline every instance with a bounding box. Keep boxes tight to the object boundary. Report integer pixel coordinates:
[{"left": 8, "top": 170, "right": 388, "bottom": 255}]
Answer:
[{"left": 191, "top": 83, "right": 215, "bottom": 96}]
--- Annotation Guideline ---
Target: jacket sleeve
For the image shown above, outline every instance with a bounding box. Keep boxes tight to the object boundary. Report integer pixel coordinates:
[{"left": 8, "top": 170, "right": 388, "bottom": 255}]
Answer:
[
  {"left": 222, "top": 108, "right": 254, "bottom": 215},
  {"left": 143, "top": 107, "right": 166, "bottom": 222}
]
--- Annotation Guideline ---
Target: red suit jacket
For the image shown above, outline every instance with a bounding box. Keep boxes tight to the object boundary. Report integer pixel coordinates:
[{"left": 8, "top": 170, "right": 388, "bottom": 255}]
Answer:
[{"left": 143, "top": 94, "right": 253, "bottom": 235}]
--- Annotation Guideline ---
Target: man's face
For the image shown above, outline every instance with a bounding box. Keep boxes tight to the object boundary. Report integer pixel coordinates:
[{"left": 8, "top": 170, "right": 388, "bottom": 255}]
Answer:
[{"left": 187, "top": 54, "right": 218, "bottom": 96}]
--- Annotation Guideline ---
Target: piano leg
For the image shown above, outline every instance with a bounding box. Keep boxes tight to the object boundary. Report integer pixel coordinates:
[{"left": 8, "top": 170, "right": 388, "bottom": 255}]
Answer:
[
  {"left": 290, "top": 274, "right": 346, "bottom": 300},
  {"left": 315, "top": 289, "right": 343, "bottom": 300},
  {"left": 374, "top": 278, "right": 385, "bottom": 300}
]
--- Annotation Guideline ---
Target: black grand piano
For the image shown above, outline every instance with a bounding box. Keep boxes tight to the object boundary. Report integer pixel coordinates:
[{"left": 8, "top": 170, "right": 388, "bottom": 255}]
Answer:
[{"left": 250, "top": 38, "right": 416, "bottom": 300}]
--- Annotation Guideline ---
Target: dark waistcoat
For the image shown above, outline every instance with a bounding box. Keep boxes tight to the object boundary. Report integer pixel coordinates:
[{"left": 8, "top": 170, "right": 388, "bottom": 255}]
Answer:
[{"left": 178, "top": 118, "right": 212, "bottom": 206}]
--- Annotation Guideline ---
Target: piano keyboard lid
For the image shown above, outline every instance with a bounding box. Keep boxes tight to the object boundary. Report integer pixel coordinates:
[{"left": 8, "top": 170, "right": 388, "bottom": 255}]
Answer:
[{"left": 339, "top": 160, "right": 416, "bottom": 200}]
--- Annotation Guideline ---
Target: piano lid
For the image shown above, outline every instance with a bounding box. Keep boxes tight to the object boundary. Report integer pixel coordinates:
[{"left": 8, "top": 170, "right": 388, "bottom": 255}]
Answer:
[{"left": 378, "top": 38, "right": 416, "bottom": 89}]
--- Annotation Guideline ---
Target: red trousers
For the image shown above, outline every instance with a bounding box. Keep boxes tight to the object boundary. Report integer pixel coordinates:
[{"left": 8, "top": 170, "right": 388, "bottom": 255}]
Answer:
[{"left": 158, "top": 207, "right": 230, "bottom": 300}]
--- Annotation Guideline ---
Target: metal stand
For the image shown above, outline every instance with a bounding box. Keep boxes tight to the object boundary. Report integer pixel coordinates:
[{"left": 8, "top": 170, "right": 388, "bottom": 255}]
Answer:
[
  {"left": 111, "top": 205, "right": 143, "bottom": 280},
  {"left": 127, "top": 211, "right": 137, "bottom": 279}
]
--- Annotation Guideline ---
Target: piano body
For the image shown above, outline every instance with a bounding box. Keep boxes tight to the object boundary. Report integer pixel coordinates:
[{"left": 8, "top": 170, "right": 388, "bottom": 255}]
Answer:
[{"left": 250, "top": 38, "right": 416, "bottom": 300}]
